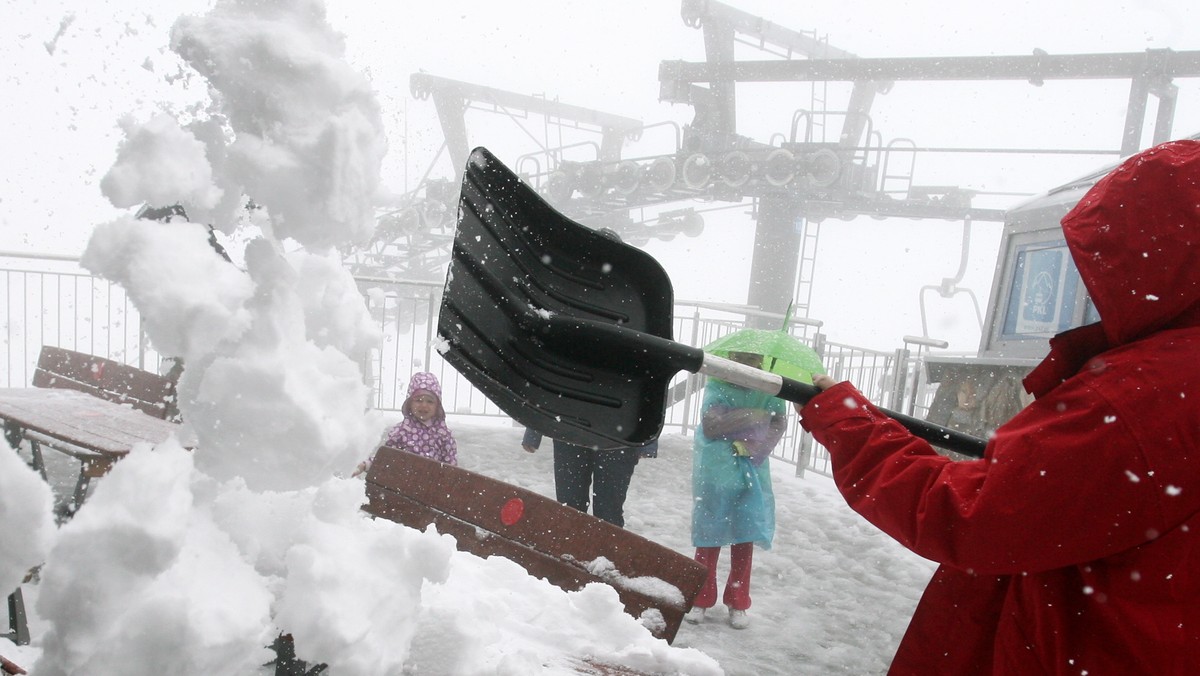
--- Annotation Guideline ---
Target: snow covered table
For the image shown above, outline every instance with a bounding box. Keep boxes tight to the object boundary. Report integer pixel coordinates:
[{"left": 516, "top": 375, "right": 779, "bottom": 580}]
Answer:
[
  {"left": 0, "top": 387, "right": 182, "bottom": 505},
  {"left": 1, "top": 345, "right": 182, "bottom": 510},
  {"left": 1, "top": 349, "right": 183, "bottom": 649}
]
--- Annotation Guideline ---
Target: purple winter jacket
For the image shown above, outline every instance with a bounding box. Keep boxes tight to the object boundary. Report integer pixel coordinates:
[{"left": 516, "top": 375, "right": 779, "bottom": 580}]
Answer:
[{"left": 384, "top": 372, "right": 457, "bottom": 465}]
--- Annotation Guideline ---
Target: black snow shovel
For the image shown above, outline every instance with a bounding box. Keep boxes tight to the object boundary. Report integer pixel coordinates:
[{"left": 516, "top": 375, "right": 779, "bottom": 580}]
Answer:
[{"left": 437, "top": 147, "right": 989, "bottom": 459}]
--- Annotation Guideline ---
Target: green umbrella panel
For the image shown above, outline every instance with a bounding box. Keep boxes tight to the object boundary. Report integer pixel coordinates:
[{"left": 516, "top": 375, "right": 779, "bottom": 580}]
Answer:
[{"left": 702, "top": 328, "right": 826, "bottom": 384}]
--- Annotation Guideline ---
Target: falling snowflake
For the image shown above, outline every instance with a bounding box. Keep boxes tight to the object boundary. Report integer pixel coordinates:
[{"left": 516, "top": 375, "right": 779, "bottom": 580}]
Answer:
[{"left": 432, "top": 335, "right": 451, "bottom": 355}]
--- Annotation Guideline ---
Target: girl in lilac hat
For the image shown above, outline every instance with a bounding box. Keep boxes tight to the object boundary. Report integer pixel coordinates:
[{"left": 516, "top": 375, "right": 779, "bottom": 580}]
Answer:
[{"left": 354, "top": 372, "right": 457, "bottom": 476}]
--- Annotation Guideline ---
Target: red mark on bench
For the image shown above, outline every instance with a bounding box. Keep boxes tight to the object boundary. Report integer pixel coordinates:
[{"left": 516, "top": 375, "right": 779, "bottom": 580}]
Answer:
[{"left": 500, "top": 497, "right": 525, "bottom": 526}]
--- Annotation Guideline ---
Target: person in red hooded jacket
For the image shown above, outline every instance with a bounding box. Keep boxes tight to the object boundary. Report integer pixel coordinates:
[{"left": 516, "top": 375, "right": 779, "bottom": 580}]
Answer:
[{"left": 797, "top": 139, "right": 1200, "bottom": 674}]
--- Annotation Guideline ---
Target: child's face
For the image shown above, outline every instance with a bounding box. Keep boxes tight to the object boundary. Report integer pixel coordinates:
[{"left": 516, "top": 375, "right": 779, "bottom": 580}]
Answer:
[{"left": 410, "top": 393, "right": 438, "bottom": 422}]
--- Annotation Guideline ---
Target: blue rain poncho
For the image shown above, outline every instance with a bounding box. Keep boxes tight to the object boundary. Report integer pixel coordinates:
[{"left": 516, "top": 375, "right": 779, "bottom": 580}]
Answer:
[{"left": 691, "top": 378, "right": 787, "bottom": 550}]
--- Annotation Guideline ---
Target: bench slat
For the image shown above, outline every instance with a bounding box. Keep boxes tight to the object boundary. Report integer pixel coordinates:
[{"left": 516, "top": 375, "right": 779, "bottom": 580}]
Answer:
[
  {"left": 363, "top": 446, "right": 706, "bottom": 643},
  {"left": 362, "top": 486, "right": 685, "bottom": 639},
  {"left": 370, "top": 446, "right": 699, "bottom": 587},
  {"left": 33, "top": 346, "right": 175, "bottom": 419}
]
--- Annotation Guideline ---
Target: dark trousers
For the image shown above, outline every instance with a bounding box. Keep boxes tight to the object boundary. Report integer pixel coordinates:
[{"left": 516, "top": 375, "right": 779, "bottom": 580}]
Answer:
[{"left": 553, "top": 444, "right": 639, "bottom": 527}]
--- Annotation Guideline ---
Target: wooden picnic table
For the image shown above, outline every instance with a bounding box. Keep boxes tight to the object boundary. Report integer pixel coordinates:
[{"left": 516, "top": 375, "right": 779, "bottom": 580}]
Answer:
[
  {"left": 0, "top": 387, "right": 183, "bottom": 507},
  {"left": 0, "top": 387, "right": 180, "bottom": 456},
  {"left": 3, "top": 348, "right": 185, "bottom": 648}
]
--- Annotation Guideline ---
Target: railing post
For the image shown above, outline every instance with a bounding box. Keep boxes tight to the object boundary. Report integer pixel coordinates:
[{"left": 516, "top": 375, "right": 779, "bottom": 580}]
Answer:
[
  {"left": 137, "top": 309, "right": 148, "bottom": 372},
  {"left": 901, "top": 335, "right": 949, "bottom": 417},
  {"left": 680, "top": 305, "right": 703, "bottom": 432},
  {"left": 424, "top": 287, "right": 437, "bottom": 370},
  {"left": 794, "top": 330, "right": 828, "bottom": 478},
  {"left": 890, "top": 347, "right": 910, "bottom": 413}
]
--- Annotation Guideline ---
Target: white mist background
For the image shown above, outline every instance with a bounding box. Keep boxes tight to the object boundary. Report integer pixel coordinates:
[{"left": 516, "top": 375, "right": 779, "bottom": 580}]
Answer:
[
  {"left": 6, "top": 0, "right": 1200, "bottom": 351},
  {"left": 3, "top": 2, "right": 1200, "bottom": 675}
]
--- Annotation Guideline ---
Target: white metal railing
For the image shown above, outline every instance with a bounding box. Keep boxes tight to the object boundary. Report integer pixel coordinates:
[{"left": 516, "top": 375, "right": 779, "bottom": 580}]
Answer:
[
  {"left": 2, "top": 255, "right": 159, "bottom": 386},
  {"left": 2, "top": 252, "right": 940, "bottom": 478}
]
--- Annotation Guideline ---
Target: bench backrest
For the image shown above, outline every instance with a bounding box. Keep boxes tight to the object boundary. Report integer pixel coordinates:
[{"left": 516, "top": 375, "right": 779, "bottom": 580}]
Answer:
[
  {"left": 363, "top": 445, "right": 706, "bottom": 643},
  {"left": 31, "top": 346, "right": 177, "bottom": 420}
]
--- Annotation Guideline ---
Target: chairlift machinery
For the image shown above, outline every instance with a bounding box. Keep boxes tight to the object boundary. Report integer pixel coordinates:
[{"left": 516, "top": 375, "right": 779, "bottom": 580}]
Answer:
[
  {"left": 347, "top": 72, "right": 710, "bottom": 280},
  {"left": 355, "top": 0, "right": 1200, "bottom": 353}
]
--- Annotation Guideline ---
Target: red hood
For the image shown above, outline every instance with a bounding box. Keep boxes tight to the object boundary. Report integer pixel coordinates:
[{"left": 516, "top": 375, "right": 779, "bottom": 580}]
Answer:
[{"left": 1060, "top": 140, "right": 1200, "bottom": 346}]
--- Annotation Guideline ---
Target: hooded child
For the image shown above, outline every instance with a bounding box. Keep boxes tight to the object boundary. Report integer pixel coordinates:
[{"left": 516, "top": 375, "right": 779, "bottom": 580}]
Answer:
[
  {"left": 687, "top": 350, "right": 787, "bottom": 630},
  {"left": 354, "top": 372, "right": 457, "bottom": 476}
]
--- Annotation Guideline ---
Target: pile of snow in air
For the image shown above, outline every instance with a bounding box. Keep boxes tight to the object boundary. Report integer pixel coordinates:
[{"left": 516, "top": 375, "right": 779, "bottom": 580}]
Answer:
[{"left": 4, "top": 0, "right": 720, "bottom": 674}]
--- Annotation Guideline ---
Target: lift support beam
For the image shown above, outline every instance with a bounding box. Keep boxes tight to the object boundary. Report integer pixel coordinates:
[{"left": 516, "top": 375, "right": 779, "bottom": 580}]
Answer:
[
  {"left": 660, "top": 49, "right": 1200, "bottom": 83},
  {"left": 671, "top": 0, "right": 883, "bottom": 151},
  {"left": 410, "top": 72, "right": 643, "bottom": 182},
  {"left": 661, "top": 48, "right": 1200, "bottom": 155}
]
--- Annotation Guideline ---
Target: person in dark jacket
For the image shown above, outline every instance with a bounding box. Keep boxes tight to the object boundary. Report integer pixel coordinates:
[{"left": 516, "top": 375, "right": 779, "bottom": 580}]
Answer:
[
  {"left": 521, "top": 429, "right": 656, "bottom": 529},
  {"left": 518, "top": 224, "right": 656, "bottom": 529},
  {"left": 797, "top": 139, "right": 1200, "bottom": 674}
]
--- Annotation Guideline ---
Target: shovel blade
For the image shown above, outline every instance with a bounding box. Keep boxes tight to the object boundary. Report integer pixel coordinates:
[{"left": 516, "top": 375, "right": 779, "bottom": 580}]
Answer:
[{"left": 437, "top": 148, "right": 684, "bottom": 449}]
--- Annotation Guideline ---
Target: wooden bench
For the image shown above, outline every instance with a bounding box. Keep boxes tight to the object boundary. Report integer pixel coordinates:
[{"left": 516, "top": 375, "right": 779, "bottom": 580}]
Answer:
[
  {"left": 0, "top": 653, "right": 27, "bottom": 675},
  {"left": 31, "top": 345, "right": 177, "bottom": 420},
  {"left": 363, "top": 445, "right": 707, "bottom": 644}
]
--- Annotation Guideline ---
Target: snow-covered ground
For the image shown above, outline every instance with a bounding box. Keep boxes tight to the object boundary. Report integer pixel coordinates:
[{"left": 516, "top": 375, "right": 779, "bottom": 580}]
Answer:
[
  {"left": 6, "top": 417, "right": 935, "bottom": 675},
  {"left": 455, "top": 421, "right": 938, "bottom": 675}
]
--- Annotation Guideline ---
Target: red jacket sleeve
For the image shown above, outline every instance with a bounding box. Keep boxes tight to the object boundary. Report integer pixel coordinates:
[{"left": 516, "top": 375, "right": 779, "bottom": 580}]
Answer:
[{"left": 800, "top": 381, "right": 1171, "bottom": 575}]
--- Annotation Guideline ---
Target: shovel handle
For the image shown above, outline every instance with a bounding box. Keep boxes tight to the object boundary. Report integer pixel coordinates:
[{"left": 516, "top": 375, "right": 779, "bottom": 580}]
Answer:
[{"left": 700, "top": 355, "right": 988, "bottom": 459}]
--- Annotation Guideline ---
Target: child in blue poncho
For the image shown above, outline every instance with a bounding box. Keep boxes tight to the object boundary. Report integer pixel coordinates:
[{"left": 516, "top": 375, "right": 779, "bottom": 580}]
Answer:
[{"left": 687, "top": 351, "right": 787, "bottom": 630}]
